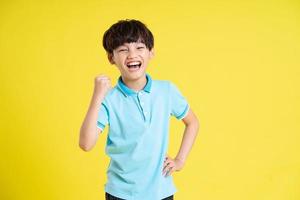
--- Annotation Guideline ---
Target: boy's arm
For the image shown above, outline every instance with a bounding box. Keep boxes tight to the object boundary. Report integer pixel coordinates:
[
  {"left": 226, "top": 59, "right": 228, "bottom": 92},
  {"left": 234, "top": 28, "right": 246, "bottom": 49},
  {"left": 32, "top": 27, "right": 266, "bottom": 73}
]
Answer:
[
  {"left": 175, "top": 108, "right": 200, "bottom": 163},
  {"left": 163, "top": 108, "right": 200, "bottom": 176},
  {"left": 79, "top": 75, "right": 111, "bottom": 152},
  {"left": 79, "top": 91, "right": 104, "bottom": 151}
]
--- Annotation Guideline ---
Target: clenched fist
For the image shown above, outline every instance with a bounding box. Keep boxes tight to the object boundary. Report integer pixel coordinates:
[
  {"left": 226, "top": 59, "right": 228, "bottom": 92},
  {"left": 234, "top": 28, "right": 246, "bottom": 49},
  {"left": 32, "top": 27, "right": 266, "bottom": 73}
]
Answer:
[{"left": 94, "top": 74, "right": 112, "bottom": 97}]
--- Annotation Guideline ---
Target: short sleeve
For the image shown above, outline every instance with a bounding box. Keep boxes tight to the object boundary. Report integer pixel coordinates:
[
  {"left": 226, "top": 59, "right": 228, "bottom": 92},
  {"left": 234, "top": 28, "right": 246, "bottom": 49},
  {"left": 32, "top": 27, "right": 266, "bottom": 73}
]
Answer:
[
  {"left": 96, "top": 100, "right": 109, "bottom": 132},
  {"left": 169, "top": 82, "right": 190, "bottom": 120}
]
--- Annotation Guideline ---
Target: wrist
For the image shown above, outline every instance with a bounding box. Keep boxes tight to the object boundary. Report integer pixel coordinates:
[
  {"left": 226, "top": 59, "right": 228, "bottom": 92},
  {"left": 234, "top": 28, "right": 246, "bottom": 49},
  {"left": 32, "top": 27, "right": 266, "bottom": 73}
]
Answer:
[
  {"left": 175, "top": 156, "right": 186, "bottom": 164},
  {"left": 92, "top": 91, "right": 106, "bottom": 105}
]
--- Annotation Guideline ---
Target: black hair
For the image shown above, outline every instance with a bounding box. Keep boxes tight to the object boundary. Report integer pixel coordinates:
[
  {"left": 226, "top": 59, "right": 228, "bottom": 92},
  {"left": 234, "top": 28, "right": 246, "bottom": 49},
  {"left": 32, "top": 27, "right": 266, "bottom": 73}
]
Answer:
[{"left": 102, "top": 19, "right": 154, "bottom": 54}]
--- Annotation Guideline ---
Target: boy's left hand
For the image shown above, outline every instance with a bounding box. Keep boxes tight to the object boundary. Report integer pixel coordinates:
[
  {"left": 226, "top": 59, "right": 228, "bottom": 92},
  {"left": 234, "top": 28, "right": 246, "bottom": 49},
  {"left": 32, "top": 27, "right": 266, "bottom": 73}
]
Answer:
[{"left": 162, "top": 155, "right": 185, "bottom": 177}]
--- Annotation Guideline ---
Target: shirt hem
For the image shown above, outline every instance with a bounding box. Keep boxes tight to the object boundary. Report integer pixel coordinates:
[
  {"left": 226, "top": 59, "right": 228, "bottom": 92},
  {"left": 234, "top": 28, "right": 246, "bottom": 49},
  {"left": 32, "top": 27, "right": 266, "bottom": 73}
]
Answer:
[
  {"left": 105, "top": 184, "right": 177, "bottom": 200},
  {"left": 177, "top": 104, "right": 190, "bottom": 120}
]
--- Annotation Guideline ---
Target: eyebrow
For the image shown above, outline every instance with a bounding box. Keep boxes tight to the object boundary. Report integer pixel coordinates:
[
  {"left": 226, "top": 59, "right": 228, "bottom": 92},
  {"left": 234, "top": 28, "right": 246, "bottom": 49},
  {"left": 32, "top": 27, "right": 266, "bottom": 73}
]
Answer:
[{"left": 116, "top": 46, "right": 127, "bottom": 50}]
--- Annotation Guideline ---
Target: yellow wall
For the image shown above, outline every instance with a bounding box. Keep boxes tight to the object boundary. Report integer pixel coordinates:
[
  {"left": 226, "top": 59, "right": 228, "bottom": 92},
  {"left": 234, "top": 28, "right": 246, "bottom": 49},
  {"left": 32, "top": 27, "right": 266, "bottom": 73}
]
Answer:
[{"left": 1, "top": 0, "right": 299, "bottom": 199}]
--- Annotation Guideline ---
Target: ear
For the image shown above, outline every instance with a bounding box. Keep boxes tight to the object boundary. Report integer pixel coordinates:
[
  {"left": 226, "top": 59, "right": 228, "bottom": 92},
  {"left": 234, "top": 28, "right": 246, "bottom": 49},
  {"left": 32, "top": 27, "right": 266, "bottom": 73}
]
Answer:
[
  {"left": 107, "top": 53, "right": 115, "bottom": 64},
  {"left": 149, "top": 48, "right": 155, "bottom": 59}
]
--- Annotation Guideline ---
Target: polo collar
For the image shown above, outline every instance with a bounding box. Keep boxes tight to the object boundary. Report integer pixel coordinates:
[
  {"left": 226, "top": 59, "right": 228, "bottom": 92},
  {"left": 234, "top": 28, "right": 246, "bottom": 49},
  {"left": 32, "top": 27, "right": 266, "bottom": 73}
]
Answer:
[{"left": 117, "top": 73, "right": 152, "bottom": 97}]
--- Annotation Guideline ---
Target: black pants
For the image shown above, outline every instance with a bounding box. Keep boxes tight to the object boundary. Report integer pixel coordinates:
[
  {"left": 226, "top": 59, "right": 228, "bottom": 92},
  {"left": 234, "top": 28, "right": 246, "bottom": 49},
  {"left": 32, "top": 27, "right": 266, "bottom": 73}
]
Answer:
[{"left": 105, "top": 192, "right": 174, "bottom": 200}]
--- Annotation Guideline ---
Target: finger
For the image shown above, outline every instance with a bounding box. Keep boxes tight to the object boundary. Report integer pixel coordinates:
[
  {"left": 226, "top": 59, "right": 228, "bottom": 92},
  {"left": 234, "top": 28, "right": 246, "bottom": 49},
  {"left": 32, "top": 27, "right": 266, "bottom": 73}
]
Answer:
[
  {"left": 163, "top": 160, "right": 172, "bottom": 171},
  {"left": 164, "top": 160, "right": 176, "bottom": 175},
  {"left": 167, "top": 167, "right": 176, "bottom": 176},
  {"left": 164, "top": 156, "right": 171, "bottom": 163},
  {"left": 165, "top": 166, "right": 174, "bottom": 176},
  {"left": 166, "top": 168, "right": 171, "bottom": 176},
  {"left": 163, "top": 166, "right": 170, "bottom": 176},
  {"left": 96, "top": 74, "right": 110, "bottom": 78},
  {"left": 162, "top": 164, "right": 169, "bottom": 175},
  {"left": 98, "top": 77, "right": 110, "bottom": 80},
  {"left": 165, "top": 159, "right": 174, "bottom": 167},
  {"left": 101, "top": 79, "right": 111, "bottom": 83},
  {"left": 163, "top": 163, "right": 173, "bottom": 175},
  {"left": 168, "top": 162, "right": 175, "bottom": 168}
]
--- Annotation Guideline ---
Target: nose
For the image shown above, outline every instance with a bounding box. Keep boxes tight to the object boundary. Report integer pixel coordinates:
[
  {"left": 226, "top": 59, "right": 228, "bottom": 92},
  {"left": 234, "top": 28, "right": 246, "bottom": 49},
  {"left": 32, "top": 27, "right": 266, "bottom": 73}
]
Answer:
[{"left": 127, "top": 48, "right": 138, "bottom": 58}]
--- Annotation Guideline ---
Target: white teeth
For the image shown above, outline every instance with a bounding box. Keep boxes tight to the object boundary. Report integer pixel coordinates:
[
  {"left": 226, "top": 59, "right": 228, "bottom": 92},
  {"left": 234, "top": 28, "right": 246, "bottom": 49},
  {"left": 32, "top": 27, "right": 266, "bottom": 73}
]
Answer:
[{"left": 127, "top": 61, "right": 141, "bottom": 66}]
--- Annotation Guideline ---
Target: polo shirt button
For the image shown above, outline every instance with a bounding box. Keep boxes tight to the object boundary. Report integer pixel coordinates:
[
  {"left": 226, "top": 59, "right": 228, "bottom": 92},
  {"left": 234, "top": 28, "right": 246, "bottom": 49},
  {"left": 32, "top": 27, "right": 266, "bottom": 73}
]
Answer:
[{"left": 144, "top": 111, "right": 148, "bottom": 115}]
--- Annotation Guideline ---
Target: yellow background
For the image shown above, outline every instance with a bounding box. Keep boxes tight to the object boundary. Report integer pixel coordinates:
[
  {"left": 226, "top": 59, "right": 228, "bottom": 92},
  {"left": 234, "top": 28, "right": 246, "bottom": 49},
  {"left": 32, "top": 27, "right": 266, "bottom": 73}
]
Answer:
[{"left": 1, "top": 0, "right": 299, "bottom": 199}]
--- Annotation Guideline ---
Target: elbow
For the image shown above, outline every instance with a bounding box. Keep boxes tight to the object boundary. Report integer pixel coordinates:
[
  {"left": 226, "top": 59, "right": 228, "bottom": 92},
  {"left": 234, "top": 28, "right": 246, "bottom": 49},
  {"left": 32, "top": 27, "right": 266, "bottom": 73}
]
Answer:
[
  {"left": 79, "top": 130, "right": 96, "bottom": 152},
  {"left": 79, "top": 142, "right": 93, "bottom": 152}
]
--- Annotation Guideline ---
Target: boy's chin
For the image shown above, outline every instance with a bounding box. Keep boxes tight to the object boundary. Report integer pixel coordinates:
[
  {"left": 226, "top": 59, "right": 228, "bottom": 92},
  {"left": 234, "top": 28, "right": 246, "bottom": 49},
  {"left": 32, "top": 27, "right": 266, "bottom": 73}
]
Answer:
[
  {"left": 122, "top": 71, "right": 146, "bottom": 80},
  {"left": 125, "top": 66, "right": 147, "bottom": 75}
]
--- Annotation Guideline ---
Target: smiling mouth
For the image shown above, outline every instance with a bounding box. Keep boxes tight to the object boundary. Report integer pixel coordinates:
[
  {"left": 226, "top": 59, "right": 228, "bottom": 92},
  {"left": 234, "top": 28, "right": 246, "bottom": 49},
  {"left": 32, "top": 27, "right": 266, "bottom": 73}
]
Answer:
[{"left": 126, "top": 61, "right": 142, "bottom": 69}]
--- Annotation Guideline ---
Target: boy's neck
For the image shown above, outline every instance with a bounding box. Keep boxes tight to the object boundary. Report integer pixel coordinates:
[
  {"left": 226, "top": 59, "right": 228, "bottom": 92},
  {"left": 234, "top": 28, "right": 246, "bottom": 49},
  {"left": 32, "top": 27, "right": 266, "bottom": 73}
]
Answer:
[{"left": 121, "top": 74, "right": 147, "bottom": 92}]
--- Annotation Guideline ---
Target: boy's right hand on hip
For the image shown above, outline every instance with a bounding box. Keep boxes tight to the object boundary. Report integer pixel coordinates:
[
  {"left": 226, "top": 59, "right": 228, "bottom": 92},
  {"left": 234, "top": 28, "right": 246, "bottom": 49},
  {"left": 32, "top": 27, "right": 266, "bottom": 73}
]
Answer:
[{"left": 94, "top": 74, "right": 112, "bottom": 97}]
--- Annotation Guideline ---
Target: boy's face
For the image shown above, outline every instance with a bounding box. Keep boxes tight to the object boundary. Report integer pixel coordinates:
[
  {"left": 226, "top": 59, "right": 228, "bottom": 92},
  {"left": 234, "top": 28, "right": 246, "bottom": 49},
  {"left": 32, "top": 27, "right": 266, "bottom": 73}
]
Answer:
[{"left": 108, "top": 42, "right": 154, "bottom": 82}]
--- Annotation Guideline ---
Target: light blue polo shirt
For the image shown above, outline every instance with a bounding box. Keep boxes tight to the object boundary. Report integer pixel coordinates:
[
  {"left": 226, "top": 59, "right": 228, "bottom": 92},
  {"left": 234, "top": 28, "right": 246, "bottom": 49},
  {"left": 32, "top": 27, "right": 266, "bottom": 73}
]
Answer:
[{"left": 97, "top": 73, "right": 189, "bottom": 200}]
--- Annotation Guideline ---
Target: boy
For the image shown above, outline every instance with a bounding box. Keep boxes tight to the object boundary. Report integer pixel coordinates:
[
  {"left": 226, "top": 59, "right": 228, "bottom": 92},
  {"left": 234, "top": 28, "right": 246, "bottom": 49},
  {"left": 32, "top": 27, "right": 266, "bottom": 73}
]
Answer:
[{"left": 79, "top": 19, "right": 199, "bottom": 200}]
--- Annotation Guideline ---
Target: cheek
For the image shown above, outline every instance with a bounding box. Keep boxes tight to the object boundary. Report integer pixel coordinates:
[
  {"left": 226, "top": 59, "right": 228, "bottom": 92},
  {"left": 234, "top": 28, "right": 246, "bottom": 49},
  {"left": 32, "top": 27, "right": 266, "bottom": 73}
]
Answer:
[{"left": 115, "top": 57, "right": 124, "bottom": 64}]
